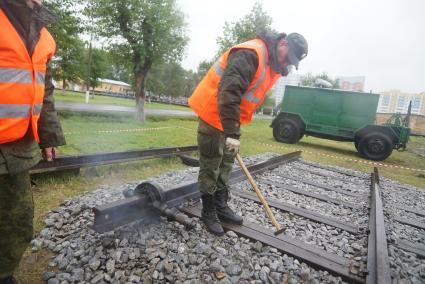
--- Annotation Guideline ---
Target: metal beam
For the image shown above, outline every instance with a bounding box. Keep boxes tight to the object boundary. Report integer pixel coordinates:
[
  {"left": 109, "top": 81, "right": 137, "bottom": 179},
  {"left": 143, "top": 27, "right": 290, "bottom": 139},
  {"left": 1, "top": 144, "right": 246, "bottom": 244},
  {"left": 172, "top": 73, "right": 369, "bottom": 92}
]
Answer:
[
  {"left": 92, "top": 151, "right": 302, "bottom": 232},
  {"left": 292, "top": 165, "right": 365, "bottom": 187},
  {"left": 300, "top": 161, "right": 367, "bottom": 179},
  {"left": 232, "top": 189, "right": 359, "bottom": 234},
  {"left": 273, "top": 172, "right": 363, "bottom": 198},
  {"left": 366, "top": 168, "right": 392, "bottom": 284},
  {"left": 259, "top": 179, "right": 361, "bottom": 209},
  {"left": 31, "top": 145, "right": 198, "bottom": 174},
  {"left": 393, "top": 217, "right": 425, "bottom": 231},
  {"left": 181, "top": 203, "right": 364, "bottom": 284},
  {"left": 396, "top": 206, "right": 425, "bottom": 218},
  {"left": 395, "top": 239, "right": 425, "bottom": 259}
]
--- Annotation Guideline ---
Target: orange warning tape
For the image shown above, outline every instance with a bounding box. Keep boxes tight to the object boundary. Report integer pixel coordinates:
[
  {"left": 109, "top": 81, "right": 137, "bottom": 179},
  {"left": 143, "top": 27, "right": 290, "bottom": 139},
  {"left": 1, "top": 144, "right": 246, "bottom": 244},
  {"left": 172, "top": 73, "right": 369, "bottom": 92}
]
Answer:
[{"left": 64, "top": 126, "right": 190, "bottom": 135}]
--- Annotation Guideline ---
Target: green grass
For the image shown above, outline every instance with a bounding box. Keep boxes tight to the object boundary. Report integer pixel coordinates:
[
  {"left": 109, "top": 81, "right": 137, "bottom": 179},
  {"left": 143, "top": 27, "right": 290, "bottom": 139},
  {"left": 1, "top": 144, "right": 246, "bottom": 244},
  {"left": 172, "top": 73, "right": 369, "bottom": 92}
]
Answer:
[
  {"left": 58, "top": 111, "right": 197, "bottom": 155},
  {"left": 242, "top": 120, "right": 425, "bottom": 187},
  {"left": 54, "top": 90, "right": 190, "bottom": 111},
  {"left": 16, "top": 111, "right": 425, "bottom": 283}
]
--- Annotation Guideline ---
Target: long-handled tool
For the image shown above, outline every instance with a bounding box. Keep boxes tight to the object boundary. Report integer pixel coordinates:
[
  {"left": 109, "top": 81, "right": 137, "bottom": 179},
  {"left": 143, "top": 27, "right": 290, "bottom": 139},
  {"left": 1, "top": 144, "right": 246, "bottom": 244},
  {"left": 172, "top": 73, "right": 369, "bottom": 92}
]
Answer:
[{"left": 235, "top": 153, "right": 285, "bottom": 235}]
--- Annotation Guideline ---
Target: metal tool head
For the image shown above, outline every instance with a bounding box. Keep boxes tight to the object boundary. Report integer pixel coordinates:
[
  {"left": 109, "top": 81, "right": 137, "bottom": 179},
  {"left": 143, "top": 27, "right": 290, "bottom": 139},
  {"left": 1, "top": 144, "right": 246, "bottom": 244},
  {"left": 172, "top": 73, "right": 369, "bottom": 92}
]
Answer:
[
  {"left": 134, "top": 181, "right": 166, "bottom": 204},
  {"left": 274, "top": 228, "right": 285, "bottom": 236}
]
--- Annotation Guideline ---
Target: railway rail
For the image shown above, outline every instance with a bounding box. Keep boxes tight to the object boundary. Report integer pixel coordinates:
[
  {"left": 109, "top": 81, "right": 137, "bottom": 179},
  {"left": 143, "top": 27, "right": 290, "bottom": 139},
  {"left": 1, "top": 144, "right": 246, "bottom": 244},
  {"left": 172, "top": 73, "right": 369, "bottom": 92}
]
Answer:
[
  {"left": 32, "top": 147, "right": 423, "bottom": 283},
  {"left": 30, "top": 145, "right": 198, "bottom": 174},
  {"left": 90, "top": 151, "right": 425, "bottom": 283}
]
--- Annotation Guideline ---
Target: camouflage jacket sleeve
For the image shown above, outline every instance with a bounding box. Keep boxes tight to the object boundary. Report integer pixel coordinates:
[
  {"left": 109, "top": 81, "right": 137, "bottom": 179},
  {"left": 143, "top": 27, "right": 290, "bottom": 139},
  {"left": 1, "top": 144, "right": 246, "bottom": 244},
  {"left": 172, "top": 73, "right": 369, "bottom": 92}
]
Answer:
[
  {"left": 37, "top": 60, "right": 66, "bottom": 149},
  {"left": 218, "top": 49, "right": 259, "bottom": 139}
]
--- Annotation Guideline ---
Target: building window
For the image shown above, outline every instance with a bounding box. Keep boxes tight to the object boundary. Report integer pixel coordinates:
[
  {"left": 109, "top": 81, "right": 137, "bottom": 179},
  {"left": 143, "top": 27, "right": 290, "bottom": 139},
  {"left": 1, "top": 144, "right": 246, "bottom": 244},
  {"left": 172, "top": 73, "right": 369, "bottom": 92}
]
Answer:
[
  {"left": 411, "top": 96, "right": 422, "bottom": 115},
  {"left": 396, "top": 96, "right": 406, "bottom": 113},
  {"left": 378, "top": 95, "right": 390, "bottom": 113}
]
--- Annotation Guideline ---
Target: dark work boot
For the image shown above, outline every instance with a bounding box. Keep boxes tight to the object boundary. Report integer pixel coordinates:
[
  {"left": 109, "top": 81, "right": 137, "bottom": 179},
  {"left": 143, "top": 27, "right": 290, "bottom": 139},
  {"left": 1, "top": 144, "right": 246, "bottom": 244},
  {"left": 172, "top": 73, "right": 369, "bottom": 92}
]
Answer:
[
  {"left": 201, "top": 194, "right": 224, "bottom": 236},
  {"left": 215, "top": 189, "right": 243, "bottom": 225},
  {"left": 0, "top": 276, "right": 17, "bottom": 284}
]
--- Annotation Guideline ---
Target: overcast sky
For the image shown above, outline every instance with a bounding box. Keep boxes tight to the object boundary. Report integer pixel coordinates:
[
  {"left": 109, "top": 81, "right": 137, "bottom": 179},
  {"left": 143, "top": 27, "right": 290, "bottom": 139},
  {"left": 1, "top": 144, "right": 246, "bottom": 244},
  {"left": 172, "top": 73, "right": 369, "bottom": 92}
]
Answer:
[{"left": 178, "top": 0, "right": 425, "bottom": 93}]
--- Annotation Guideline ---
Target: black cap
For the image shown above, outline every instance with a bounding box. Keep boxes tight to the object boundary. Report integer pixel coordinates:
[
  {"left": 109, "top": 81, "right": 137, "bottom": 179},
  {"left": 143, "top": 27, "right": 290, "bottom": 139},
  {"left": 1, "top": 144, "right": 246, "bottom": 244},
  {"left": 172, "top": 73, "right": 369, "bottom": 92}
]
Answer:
[{"left": 286, "top": 33, "right": 308, "bottom": 69}]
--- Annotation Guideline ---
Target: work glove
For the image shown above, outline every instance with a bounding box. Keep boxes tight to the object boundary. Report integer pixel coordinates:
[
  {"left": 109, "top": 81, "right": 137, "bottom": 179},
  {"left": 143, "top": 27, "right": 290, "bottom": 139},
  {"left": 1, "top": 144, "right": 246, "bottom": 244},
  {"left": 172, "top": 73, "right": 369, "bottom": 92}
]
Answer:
[{"left": 225, "top": 137, "right": 240, "bottom": 153}]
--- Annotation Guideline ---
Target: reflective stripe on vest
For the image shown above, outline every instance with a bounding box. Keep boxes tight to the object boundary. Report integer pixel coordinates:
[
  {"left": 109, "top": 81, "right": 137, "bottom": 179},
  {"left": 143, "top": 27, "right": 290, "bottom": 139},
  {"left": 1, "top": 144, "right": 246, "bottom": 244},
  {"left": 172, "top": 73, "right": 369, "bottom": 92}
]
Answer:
[
  {"left": 0, "top": 68, "right": 46, "bottom": 85},
  {"left": 36, "top": 71, "right": 45, "bottom": 84},
  {"left": 0, "top": 103, "right": 43, "bottom": 118},
  {"left": 213, "top": 41, "right": 267, "bottom": 104},
  {"left": 0, "top": 67, "right": 32, "bottom": 83}
]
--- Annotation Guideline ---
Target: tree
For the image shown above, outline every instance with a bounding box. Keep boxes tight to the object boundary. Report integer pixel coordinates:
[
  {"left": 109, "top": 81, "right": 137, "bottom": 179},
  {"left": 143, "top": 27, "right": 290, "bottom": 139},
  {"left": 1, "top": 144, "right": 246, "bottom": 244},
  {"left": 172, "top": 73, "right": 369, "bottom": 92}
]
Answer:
[
  {"left": 183, "top": 70, "right": 198, "bottom": 98},
  {"left": 216, "top": 2, "right": 274, "bottom": 56},
  {"left": 105, "top": 49, "right": 133, "bottom": 84},
  {"left": 300, "top": 72, "right": 340, "bottom": 89},
  {"left": 84, "top": 48, "right": 110, "bottom": 90},
  {"left": 146, "top": 62, "right": 183, "bottom": 98},
  {"left": 196, "top": 59, "right": 214, "bottom": 81},
  {"left": 146, "top": 62, "right": 198, "bottom": 98},
  {"left": 91, "top": 0, "right": 188, "bottom": 122},
  {"left": 44, "top": 1, "right": 85, "bottom": 90}
]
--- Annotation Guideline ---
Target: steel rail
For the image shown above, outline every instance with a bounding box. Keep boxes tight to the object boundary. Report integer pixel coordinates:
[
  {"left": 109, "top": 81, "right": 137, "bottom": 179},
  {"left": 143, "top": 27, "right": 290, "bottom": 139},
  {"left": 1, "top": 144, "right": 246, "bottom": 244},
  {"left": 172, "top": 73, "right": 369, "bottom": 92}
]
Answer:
[
  {"left": 181, "top": 203, "right": 364, "bottom": 284},
  {"left": 397, "top": 206, "right": 425, "bottom": 217},
  {"left": 92, "top": 151, "right": 370, "bottom": 282},
  {"left": 366, "top": 168, "right": 392, "bottom": 284},
  {"left": 273, "top": 172, "right": 363, "bottom": 198},
  {"left": 300, "top": 161, "right": 367, "bottom": 179},
  {"left": 232, "top": 189, "right": 359, "bottom": 234},
  {"left": 31, "top": 145, "right": 198, "bottom": 174},
  {"left": 92, "top": 151, "right": 302, "bottom": 232},
  {"left": 292, "top": 165, "right": 366, "bottom": 187},
  {"left": 395, "top": 239, "right": 425, "bottom": 259},
  {"left": 392, "top": 217, "right": 425, "bottom": 231},
  {"left": 179, "top": 155, "right": 364, "bottom": 198},
  {"left": 259, "top": 179, "right": 361, "bottom": 209}
]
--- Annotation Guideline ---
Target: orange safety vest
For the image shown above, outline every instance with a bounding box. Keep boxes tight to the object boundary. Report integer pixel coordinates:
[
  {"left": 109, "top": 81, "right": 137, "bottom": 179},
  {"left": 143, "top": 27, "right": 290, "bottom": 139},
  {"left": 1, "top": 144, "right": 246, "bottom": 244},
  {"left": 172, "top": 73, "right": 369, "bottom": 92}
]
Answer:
[
  {"left": 188, "top": 39, "right": 281, "bottom": 131},
  {"left": 0, "top": 9, "right": 56, "bottom": 144}
]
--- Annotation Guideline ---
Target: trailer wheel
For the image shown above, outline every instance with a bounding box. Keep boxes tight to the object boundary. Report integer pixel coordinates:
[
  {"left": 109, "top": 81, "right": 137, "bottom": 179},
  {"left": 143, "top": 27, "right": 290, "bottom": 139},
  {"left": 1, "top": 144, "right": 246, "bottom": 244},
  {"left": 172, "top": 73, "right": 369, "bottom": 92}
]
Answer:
[
  {"left": 273, "top": 118, "right": 301, "bottom": 144},
  {"left": 358, "top": 133, "right": 394, "bottom": 161},
  {"left": 295, "top": 119, "right": 305, "bottom": 140}
]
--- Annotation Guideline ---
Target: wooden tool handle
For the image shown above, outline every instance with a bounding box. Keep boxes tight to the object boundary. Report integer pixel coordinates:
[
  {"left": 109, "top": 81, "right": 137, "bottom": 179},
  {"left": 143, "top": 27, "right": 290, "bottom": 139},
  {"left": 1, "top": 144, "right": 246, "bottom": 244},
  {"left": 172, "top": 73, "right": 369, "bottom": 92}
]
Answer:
[{"left": 236, "top": 154, "right": 282, "bottom": 232}]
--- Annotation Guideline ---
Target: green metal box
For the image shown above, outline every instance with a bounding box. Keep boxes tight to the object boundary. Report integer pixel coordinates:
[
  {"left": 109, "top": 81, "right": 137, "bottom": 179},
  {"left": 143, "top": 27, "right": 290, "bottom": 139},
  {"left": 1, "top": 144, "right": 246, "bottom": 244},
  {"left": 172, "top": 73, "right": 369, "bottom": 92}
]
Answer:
[
  {"left": 271, "top": 85, "right": 411, "bottom": 161},
  {"left": 281, "top": 86, "right": 379, "bottom": 139}
]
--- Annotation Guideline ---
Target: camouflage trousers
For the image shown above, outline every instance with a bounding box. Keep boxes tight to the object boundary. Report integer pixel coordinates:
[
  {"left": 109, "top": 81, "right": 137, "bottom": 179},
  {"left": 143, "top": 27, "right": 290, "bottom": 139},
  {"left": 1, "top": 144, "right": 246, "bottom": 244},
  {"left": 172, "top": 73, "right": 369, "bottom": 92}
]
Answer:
[
  {"left": 0, "top": 171, "right": 33, "bottom": 278},
  {"left": 197, "top": 119, "right": 236, "bottom": 195}
]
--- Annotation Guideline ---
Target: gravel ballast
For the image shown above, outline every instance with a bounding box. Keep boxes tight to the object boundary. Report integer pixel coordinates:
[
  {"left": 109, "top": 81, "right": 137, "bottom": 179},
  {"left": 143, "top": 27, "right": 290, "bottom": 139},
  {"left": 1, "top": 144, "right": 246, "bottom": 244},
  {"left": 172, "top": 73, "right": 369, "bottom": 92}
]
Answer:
[{"left": 31, "top": 153, "right": 425, "bottom": 283}]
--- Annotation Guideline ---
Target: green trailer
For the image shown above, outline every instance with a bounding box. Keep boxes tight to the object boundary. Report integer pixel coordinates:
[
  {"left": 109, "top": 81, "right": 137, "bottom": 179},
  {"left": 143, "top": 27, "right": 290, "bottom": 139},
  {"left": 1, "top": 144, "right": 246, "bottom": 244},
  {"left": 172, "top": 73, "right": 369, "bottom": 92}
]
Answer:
[{"left": 271, "top": 85, "right": 411, "bottom": 161}]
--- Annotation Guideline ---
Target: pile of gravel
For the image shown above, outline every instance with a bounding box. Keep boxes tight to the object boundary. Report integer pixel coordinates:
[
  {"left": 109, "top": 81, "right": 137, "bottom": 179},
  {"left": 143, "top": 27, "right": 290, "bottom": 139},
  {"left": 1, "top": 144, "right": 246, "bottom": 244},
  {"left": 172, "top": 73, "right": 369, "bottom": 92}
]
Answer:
[
  {"left": 31, "top": 153, "right": 424, "bottom": 283},
  {"left": 380, "top": 177, "right": 425, "bottom": 284}
]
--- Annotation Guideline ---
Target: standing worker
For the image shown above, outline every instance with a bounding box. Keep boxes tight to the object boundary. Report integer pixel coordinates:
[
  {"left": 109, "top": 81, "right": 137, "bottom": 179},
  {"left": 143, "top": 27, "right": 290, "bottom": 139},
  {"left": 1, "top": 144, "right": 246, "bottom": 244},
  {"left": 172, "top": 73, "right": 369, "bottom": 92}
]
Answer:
[
  {"left": 188, "top": 31, "right": 308, "bottom": 235},
  {"left": 0, "top": 0, "right": 65, "bottom": 283}
]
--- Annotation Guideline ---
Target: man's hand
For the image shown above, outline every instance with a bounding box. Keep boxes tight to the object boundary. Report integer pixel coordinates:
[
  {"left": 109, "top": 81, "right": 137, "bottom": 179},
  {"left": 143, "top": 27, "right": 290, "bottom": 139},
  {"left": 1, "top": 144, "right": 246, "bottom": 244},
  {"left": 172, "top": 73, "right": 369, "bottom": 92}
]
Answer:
[
  {"left": 42, "top": 147, "right": 56, "bottom": 162},
  {"left": 225, "top": 137, "right": 240, "bottom": 153}
]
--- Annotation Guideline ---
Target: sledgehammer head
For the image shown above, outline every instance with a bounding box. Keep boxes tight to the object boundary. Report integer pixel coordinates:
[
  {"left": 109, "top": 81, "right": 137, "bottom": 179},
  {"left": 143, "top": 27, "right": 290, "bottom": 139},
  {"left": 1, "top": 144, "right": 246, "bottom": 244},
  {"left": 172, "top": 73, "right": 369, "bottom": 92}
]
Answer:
[{"left": 274, "top": 227, "right": 285, "bottom": 236}]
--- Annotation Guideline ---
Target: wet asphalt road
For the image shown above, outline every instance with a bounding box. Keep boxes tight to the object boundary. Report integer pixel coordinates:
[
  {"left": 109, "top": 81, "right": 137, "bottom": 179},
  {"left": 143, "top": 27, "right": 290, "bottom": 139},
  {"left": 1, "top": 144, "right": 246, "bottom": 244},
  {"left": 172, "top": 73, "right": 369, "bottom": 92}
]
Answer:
[{"left": 55, "top": 102, "right": 273, "bottom": 120}]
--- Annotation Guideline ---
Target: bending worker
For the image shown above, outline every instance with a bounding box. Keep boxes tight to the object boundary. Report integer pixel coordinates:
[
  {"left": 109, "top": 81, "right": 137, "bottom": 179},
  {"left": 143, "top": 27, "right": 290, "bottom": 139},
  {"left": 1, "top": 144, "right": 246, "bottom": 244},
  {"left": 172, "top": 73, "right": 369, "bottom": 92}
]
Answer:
[
  {"left": 188, "top": 31, "right": 308, "bottom": 236},
  {"left": 0, "top": 0, "right": 65, "bottom": 283}
]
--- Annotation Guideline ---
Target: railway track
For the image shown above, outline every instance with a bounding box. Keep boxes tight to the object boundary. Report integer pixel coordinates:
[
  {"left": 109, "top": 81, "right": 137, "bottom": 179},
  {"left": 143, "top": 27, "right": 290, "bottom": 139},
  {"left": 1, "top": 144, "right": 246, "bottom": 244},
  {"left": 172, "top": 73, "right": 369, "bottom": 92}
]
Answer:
[
  {"left": 90, "top": 151, "right": 425, "bottom": 283},
  {"left": 32, "top": 151, "right": 424, "bottom": 283},
  {"left": 30, "top": 145, "right": 198, "bottom": 174}
]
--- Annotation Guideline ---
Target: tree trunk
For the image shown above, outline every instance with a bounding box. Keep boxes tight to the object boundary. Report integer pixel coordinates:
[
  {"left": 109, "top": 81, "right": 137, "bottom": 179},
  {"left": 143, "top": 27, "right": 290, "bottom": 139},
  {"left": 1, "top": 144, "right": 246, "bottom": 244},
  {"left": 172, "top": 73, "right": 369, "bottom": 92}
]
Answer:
[
  {"left": 135, "top": 71, "right": 147, "bottom": 123},
  {"left": 136, "top": 95, "right": 145, "bottom": 121},
  {"left": 62, "top": 78, "right": 66, "bottom": 95}
]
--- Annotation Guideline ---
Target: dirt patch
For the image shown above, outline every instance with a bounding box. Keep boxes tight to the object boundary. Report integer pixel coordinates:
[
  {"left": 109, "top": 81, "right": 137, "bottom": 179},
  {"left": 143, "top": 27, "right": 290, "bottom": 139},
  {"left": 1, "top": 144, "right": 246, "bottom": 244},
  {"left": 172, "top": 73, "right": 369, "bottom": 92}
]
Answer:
[{"left": 15, "top": 249, "right": 56, "bottom": 284}]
